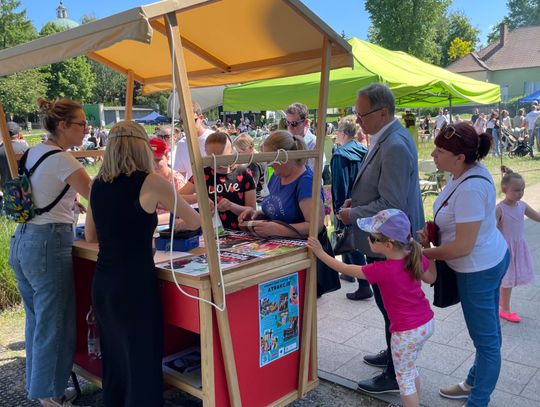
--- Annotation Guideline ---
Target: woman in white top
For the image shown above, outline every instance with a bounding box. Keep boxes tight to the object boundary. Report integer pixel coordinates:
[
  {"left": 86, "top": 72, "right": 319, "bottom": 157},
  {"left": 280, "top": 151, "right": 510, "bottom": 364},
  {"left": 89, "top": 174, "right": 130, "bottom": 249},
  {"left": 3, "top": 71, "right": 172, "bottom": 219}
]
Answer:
[
  {"left": 9, "top": 97, "right": 91, "bottom": 407},
  {"left": 419, "top": 123, "right": 509, "bottom": 407}
]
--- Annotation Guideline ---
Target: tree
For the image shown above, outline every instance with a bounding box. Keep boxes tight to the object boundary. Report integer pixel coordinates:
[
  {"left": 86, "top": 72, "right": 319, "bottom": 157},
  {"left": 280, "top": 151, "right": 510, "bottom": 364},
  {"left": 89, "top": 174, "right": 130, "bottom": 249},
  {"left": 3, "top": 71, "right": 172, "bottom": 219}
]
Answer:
[
  {"left": 0, "top": 69, "right": 47, "bottom": 120},
  {"left": 0, "top": 0, "right": 37, "bottom": 49},
  {"left": 448, "top": 37, "right": 472, "bottom": 61},
  {"left": 89, "top": 60, "right": 126, "bottom": 105},
  {"left": 440, "top": 11, "right": 480, "bottom": 66},
  {"left": 487, "top": 1, "right": 540, "bottom": 43},
  {"left": 39, "top": 23, "right": 96, "bottom": 102},
  {"left": 365, "top": 0, "right": 451, "bottom": 65}
]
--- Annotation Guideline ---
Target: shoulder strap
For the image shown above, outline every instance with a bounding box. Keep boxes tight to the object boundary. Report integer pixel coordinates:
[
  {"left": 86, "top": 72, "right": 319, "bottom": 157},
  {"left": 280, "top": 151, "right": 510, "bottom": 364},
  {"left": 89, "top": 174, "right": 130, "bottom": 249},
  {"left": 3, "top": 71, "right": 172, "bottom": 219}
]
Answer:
[
  {"left": 434, "top": 175, "right": 492, "bottom": 222},
  {"left": 26, "top": 149, "right": 64, "bottom": 176},
  {"left": 23, "top": 148, "right": 71, "bottom": 215}
]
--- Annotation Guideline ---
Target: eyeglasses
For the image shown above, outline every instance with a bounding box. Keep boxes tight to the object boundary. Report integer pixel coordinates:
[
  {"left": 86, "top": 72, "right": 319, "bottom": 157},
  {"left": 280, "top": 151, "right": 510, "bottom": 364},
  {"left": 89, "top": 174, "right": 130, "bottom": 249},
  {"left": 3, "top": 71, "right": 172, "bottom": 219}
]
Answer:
[
  {"left": 356, "top": 107, "right": 383, "bottom": 121},
  {"left": 439, "top": 123, "right": 462, "bottom": 140},
  {"left": 69, "top": 120, "right": 87, "bottom": 128},
  {"left": 285, "top": 119, "right": 305, "bottom": 128}
]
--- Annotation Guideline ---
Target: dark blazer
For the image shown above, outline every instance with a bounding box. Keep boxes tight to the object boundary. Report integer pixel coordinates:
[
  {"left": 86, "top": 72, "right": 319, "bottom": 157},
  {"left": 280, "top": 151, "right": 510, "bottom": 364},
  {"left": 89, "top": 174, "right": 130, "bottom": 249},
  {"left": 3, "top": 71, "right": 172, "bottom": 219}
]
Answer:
[{"left": 349, "top": 120, "right": 424, "bottom": 257}]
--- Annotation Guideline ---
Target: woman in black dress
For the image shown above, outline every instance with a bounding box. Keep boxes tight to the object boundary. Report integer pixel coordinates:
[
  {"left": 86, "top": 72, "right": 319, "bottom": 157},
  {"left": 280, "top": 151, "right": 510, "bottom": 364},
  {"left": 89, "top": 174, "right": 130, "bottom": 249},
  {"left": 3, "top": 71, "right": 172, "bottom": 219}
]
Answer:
[{"left": 85, "top": 121, "right": 200, "bottom": 406}]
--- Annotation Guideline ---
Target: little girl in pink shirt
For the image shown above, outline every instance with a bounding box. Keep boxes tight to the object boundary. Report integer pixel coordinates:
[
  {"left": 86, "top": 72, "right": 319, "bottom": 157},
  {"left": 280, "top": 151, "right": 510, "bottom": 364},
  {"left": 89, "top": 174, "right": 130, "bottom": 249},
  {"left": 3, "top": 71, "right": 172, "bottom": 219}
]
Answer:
[{"left": 308, "top": 209, "right": 436, "bottom": 407}]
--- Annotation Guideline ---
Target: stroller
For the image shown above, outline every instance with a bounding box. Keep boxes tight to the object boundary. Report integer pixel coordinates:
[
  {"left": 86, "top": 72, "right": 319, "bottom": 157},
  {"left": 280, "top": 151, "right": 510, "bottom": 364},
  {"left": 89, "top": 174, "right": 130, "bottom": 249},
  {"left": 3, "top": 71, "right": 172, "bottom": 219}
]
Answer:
[{"left": 500, "top": 128, "right": 532, "bottom": 157}]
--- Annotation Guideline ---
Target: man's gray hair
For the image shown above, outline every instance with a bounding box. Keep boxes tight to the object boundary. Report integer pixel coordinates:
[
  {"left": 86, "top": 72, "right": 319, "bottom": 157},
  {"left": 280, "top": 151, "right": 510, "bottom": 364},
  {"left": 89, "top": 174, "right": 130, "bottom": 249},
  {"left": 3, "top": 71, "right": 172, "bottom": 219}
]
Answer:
[
  {"left": 286, "top": 102, "right": 309, "bottom": 120},
  {"left": 357, "top": 83, "right": 395, "bottom": 116}
]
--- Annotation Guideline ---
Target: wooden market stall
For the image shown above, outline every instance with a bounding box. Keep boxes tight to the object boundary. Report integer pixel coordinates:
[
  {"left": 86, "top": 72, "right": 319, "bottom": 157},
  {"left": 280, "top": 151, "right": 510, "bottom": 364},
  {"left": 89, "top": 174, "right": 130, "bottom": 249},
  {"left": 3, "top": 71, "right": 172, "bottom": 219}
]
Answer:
[{"left": 0, "top": 1, "right": 353, "bottom": 405}]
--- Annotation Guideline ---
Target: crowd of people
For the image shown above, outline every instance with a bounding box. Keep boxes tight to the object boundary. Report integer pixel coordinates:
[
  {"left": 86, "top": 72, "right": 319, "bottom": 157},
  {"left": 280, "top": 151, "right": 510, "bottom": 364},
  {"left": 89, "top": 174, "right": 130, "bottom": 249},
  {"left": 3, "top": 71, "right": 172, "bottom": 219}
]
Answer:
[{"left": 2, "top": 83, "right": 540, "bottom": 407}]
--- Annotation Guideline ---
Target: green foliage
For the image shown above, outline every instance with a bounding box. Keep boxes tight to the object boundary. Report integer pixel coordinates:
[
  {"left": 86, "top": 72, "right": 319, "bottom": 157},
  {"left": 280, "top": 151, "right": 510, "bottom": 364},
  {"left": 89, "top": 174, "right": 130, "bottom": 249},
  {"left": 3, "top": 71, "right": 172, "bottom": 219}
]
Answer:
[
  {"left": 365, "top": 0, "right": 451, "bottom": 65},
  {"left": 0, "top": 69, "right": 46, "bottom": 119},
  {"left": 487, "top": 1, "right": 540, "bottom": 43},
  {"left": 89, "top": 60, "right": 126, "bottom": 105},
  {"left": 439, "top": 11, "right": 480, "bottom": 66},
  {"left": 0, "top": 216, "right": 19, "bottom": 310},
  {"left": 39, "top": 22, "right": 96, "bottom": 102},
  {"left": 448, "top": 37, "right": 472, "bottom": 61},
  {"left": 134, "top": 89, "right": 171, "bottom": 115},
  {"left": 0, "top": 0, "right": 37, "bottom": 49}
]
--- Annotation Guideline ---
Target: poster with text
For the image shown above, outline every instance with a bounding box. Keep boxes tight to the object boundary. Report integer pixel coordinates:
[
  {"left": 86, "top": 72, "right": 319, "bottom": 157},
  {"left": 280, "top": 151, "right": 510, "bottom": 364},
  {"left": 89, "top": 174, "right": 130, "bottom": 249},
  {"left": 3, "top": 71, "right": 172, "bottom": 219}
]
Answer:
[{"left": 259, "top": 273, "right": 300, "bottom": 367}]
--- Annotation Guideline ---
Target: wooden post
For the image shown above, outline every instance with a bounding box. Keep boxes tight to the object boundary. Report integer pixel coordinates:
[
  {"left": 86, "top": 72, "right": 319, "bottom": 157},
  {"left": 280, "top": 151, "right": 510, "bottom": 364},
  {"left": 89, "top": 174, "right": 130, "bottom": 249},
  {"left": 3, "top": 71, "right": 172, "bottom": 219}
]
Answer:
[
  {"left": 298, "top": 36, "right": 331, "bottom": 397},
  {"left": 0, "top": 103, "right": 18, "bottom": 178},
  {"left": 164, "top": 12, "right": 242, "bottom": 407},
  {"left": 125, "top": 70, "right": 134, "bottom": 121}
]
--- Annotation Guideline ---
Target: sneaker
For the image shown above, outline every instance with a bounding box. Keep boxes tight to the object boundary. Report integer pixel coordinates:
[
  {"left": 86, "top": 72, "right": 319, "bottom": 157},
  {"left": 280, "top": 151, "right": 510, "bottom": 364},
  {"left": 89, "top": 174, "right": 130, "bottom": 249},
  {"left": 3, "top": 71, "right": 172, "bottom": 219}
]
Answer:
[
  {"left": 439, "top": 382, "right": 471, "bottom": 399},
  {"left": 40, "top": 398, "right": 74, "bottom": 407},
  {"left": 357, "top": 372, "right": 399, "bottom": 394},
  {"left": 363, "top": 349, "right": 388, "bottom": 368},
  {"left": 499, "top": 310, "right": 521, "bottom": 323},
  {"left": 346, "top": 286, "right": 373, "bottom": 301}
]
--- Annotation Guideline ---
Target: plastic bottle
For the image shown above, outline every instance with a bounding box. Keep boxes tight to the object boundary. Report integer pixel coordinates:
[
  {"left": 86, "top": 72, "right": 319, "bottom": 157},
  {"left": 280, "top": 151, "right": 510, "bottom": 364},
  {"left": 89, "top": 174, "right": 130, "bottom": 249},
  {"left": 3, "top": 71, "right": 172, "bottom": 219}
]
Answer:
[{"left": 86, "top": 306, "right": 101, "bottom": 359}]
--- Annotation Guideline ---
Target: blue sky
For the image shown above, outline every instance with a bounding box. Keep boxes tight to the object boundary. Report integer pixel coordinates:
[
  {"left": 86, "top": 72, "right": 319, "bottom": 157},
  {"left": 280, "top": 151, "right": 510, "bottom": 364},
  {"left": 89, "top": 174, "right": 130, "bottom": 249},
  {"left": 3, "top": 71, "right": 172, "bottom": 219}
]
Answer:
[{"left": 24, "top": 0, "right": 507, "bottom": 47}]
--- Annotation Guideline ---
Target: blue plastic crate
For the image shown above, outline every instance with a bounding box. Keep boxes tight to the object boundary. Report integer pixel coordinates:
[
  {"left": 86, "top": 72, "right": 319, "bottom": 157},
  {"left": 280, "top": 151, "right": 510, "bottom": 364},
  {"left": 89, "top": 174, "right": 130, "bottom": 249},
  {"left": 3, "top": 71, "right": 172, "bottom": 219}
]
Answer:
[{"left": 154, "top": 235, "right": 199, "bottom": 252}]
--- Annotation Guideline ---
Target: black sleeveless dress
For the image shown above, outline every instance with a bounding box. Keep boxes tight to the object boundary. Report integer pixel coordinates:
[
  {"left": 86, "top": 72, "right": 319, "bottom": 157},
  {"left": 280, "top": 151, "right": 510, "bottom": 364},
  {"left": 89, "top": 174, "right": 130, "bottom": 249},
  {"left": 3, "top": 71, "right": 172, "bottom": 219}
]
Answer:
[{"left": 90, "top": 171, "right": 162, "bottom": 407}]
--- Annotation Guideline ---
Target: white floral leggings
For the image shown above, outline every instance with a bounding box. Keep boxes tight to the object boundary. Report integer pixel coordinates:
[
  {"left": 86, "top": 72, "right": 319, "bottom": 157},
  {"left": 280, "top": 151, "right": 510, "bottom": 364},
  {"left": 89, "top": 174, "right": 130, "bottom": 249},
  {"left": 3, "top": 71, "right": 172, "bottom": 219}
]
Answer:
[{"left": 390, "top": 318, "right": 434, "bottom": 395}]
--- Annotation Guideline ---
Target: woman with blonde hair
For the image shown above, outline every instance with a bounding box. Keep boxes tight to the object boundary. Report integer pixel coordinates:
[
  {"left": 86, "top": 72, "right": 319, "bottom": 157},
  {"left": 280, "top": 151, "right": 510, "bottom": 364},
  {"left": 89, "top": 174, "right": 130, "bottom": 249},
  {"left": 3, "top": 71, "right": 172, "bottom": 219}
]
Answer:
[
  {"left": 238, "top": 130, "right": 340, "bottom": 296},
  {"left": 85, "top": 121, "right": 200, "bottom": 407},
  {"left": 9, "top": 97, "right": 91, "bottom": 407}
]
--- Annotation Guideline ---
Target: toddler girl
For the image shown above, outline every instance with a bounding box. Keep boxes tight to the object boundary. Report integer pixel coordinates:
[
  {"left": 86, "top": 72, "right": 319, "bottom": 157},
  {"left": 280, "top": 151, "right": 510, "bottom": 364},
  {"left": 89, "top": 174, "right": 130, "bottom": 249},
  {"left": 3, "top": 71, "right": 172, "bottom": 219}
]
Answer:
[
  {"left": 180, "top": 131, "right": 256, "bottom": 230},
  {"left": 232, "top": 133, "right": 268, "bottom": 203},
  {"left": 496, "top": 167, "right": 540, "bottom": 322},
  {"left": 308, "top": 209, "right": 436, "bottom": 407}
]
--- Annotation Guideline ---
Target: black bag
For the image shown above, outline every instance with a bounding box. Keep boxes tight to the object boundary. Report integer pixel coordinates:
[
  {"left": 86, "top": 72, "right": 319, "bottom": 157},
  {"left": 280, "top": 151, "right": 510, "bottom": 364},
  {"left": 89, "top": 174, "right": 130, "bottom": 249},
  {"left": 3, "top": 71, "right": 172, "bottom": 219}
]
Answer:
[
  {"left": 431, "top": 174, "right": 492, "bottom": 308},
  {"left": 333, "top": 225, "right": 355, "bottom": 255},
  {"left": 316, "top": 227, "right": 341, "bottom": 297},
  {"left": 433, "top": 260, "right": 459, "bottom": 308}
]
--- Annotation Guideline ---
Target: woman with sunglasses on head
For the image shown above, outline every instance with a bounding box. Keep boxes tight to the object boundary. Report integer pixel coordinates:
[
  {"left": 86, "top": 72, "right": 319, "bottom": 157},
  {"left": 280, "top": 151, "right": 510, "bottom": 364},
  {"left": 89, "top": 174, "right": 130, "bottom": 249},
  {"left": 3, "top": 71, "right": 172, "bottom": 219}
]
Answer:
[
  {"left": 9, "top": 97, "right": 92, "bottom": 407},
  {"left": 85, "top": 121, "right": 200, "bottom": 406},
  {"left": 418, "top": 122, "right": 509, "bottom": 407}
]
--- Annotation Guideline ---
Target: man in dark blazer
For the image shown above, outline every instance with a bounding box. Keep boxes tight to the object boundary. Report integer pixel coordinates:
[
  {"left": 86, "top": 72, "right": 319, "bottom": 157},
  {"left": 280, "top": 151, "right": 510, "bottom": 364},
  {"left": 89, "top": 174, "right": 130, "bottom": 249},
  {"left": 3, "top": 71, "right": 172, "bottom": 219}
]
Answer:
[{"left": 339, "top": 83, "right": 424, "bottom": 394}]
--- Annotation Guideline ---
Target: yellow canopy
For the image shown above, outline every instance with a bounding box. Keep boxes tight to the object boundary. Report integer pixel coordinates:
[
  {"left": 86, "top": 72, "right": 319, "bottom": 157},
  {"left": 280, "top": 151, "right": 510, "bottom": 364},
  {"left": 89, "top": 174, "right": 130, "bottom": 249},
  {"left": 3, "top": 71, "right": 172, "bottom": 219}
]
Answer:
[{"left": 0, "top": 0, "right": 352, "bottom": 93}]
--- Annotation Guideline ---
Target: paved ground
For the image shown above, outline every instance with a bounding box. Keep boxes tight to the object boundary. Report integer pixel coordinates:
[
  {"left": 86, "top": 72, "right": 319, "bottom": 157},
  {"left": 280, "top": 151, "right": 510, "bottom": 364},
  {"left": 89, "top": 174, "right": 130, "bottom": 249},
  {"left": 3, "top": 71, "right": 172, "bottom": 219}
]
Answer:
[
  {"left": 317, "top": 181, "right": 540, "bottom": 407},
  {"left": 1, "top": 182, "right": 539, "bottom": 407}
]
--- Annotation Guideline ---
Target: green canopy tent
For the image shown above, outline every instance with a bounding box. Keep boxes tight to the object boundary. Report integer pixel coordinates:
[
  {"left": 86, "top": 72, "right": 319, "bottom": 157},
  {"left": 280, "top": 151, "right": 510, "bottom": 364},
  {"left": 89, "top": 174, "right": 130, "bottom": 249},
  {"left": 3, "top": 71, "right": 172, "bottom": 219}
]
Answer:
[{"left": 223, "top": 38, "right": 501, "bottom": 110}]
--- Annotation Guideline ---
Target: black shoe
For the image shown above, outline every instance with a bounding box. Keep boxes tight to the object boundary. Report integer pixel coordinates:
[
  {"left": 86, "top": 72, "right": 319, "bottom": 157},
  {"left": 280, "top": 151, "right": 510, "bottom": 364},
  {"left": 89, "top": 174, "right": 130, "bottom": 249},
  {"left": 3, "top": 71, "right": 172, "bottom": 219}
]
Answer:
[
  {"left": 363, "top": 349, "right": 388, "bottom": 368},
  {"left": 346, "top": 286, "right": 373, "bottom": 301},
  {"left": 340, "top": 273, "right": 355, "bottom": 282},
  {"left": 357, "top": 372, "right": 399, "bottom": 394}
]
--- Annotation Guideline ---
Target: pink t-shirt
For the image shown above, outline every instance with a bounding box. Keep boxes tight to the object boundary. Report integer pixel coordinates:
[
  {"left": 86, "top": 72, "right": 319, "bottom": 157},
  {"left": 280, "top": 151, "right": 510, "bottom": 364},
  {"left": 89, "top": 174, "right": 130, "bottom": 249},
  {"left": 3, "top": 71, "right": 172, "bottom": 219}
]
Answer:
[{"left": 362, "top": 256, "right": 433, "bottom": 333}]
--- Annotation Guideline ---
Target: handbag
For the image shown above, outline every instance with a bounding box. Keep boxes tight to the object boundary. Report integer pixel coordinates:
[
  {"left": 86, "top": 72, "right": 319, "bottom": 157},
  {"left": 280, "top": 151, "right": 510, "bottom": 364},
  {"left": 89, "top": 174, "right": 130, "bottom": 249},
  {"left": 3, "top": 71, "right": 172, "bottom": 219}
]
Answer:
[
  {"left": 333, "top": 225, "right": 355, "bottom": 255},
  {"left": 431, "top": 174, "right": 492, "bottom": 308}
]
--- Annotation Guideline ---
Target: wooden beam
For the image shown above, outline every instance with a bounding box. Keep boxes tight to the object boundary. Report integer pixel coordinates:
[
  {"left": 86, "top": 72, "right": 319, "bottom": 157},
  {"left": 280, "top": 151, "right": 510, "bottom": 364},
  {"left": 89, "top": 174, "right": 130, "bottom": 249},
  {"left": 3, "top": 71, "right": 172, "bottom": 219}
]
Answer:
[
  {"left": 150, "top": 20, "right": 230, "bottom": 72},
  {"left": 164, "top": 12, "right": 242, "bottom": 407},
  {"left": 298, "top": 36, "right": 331, "bottom": 397},
  {"left": 124, "top": 70, "right": 134, "bottom": 121},
  {"left": 0, "top": 103, "right": 18, "bottom": 178}
]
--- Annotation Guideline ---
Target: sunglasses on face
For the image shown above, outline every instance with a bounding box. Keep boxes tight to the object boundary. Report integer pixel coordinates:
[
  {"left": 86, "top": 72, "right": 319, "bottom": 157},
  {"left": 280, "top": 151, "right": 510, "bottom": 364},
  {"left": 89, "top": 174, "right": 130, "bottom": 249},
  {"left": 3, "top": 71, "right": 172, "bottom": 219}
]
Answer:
[
  {"left": 439, "top": 123, "right": 462, "bottom": 139},
  {"left": 368, "top": 234, "right": 384, "bottom": 244},
  {"left": 285, "top": 119, "right": 305, "bottom": 128}
]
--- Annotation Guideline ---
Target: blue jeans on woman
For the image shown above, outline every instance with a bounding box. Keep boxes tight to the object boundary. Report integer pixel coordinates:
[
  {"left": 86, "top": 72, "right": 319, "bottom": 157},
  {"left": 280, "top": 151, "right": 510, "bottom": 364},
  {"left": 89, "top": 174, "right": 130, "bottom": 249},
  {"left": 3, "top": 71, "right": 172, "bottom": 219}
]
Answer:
[
  {"left": 491, "top": 128, "right": 500, "bottom": 156},
  {"left": 457, "top": 250, "right": 510, "bottom": 407},
  {"left": 9, "top": 223, "right": 75, "bottom": 400}
]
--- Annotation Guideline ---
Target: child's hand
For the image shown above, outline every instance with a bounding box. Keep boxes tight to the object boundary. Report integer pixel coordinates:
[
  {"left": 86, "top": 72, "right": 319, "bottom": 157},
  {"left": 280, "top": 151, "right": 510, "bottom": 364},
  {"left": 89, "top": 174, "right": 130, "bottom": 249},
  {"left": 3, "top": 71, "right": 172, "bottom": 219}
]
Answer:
[
  {"left": 238, "top": 207, "right": 257, "bottom": 223},
  {"left": 217, "top": 197, "right": 233, "bottom": 212},
  {"left": 307, "top": 237, "right": 324, "bottom": 256}
]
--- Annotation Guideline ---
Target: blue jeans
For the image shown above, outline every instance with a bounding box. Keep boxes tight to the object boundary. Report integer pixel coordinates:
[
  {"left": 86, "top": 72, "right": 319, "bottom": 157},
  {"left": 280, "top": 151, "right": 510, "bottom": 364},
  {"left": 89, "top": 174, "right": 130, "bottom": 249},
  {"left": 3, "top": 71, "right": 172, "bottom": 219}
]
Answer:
[
  {"left": 491, "top": 128, "right": 500, "bottom": 156},
  {"left": 458, "top": 251, "right": 510, "bottom": 407},
  {"left": 9, "top": 223, "right": 75, "bottom": 400},
  {"left": 528, "top": 128, "right": 538, "bottom": 151}
]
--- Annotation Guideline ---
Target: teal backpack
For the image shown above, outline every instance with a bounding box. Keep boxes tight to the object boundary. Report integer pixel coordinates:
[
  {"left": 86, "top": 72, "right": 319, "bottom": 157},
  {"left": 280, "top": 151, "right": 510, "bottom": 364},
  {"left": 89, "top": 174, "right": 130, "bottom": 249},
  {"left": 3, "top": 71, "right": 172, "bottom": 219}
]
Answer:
[{"left": 4, "top": 149, "right": 69, "bottom": 223}]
